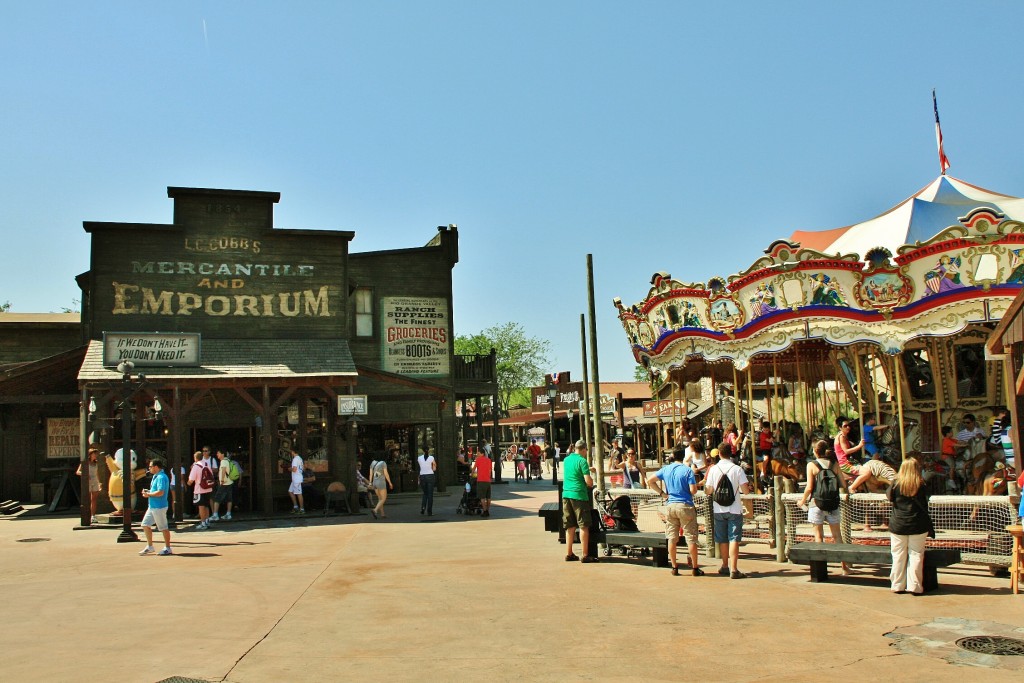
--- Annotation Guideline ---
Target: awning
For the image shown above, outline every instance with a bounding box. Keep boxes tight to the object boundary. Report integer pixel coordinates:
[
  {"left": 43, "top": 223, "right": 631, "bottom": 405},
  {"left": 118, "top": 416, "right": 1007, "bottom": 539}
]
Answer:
[{"left": 77, "top": 338, "right": 357, "bottom": 387}]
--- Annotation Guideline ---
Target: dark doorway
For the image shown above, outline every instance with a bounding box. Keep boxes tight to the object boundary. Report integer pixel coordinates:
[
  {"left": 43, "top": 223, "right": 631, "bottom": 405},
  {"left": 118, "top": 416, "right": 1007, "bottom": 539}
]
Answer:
[{"left": 192, "top": 427, "right": 255, "bottom": 513}]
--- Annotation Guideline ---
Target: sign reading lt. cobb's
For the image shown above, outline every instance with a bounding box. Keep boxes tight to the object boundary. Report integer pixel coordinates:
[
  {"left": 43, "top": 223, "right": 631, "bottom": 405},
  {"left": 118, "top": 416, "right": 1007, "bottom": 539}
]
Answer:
[{"left": 381, "top": 296, "right": 449, "bottom": 377}]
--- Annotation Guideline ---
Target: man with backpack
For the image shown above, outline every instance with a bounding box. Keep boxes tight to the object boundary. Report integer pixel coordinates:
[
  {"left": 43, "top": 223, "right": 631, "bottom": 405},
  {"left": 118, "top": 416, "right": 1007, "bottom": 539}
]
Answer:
[
  {"left": 210, "top": 449, "right": 238, "bottom": 522},
  {"left": 798, "top": 440, "right": 850, "bottom": 574},
  {"left": 704, "top": 443, "right": 750, "bottom": 579},
  {"left": 186, "top": 450, "right": 215, "bottom": 530},
  {"left": 647, "top": 447, "right": 702, "bottom": 576}
]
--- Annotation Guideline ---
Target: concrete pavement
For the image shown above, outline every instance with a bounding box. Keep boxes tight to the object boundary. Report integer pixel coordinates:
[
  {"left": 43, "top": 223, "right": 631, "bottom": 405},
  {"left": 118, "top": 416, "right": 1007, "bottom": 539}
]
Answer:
[{"left": 1, "top": 466, "right": 1021, "bottom": 682}]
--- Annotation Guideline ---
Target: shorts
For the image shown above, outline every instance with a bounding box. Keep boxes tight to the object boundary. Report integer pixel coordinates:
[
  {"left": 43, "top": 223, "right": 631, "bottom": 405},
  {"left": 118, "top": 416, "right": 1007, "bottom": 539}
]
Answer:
[
  {"left": 476, "top": 481, "right": 492, "bottom": 500},
  {"left": 89, "top": 479, "right": 101, "bottom": 493},
  {"left": 808, "top": 504, "right": 840, "bottom": 526},
  {"left": 214, "top": 485, "right": 234, "bottom": 504},
  {"left": 839, "top": 463, "right": 857, "bottom": 476},
  {"left": 193, "top": 491, "right": 212, "bottom": 508},
  {"left": 713, "top": 512, "right": 744, "bottom": 543},
  {"left": 288, "top": 481, "right": 303, "bottom": 495},
  {"left": 562, "top": 497, "right": 593, "bottom": 529},
  {"left": 664, "top": 503, "right": 698, "bottom": 547},
  {"left": 142, "top": 507, "right": 169, "bottom": 532}
]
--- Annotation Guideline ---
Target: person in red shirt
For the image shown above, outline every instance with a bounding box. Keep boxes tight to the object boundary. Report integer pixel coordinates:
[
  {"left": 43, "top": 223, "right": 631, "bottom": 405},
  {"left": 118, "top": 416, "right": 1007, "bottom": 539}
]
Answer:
[
  {"left": 526, "top": 439, "right": 542, "bottom": 480},
  {"left": 471, "top": 450, "right": 493, "bottom": 518}
]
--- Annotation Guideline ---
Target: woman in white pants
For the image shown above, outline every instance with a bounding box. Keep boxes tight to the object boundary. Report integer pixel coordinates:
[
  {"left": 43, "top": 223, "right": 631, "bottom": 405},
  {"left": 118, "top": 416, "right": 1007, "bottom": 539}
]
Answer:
[{"left": 887, "top": 457, "right": 933, "bottom": 595}]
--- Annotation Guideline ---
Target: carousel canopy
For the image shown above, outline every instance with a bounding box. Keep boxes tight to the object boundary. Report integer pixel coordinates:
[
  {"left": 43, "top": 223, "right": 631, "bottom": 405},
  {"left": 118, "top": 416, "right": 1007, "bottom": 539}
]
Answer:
[
  {"left": 791, "top": 176, "right": 1024, "bottom": 257},
  {"left": 615, "top": 173, "right": 1024, "bottom": 374}
]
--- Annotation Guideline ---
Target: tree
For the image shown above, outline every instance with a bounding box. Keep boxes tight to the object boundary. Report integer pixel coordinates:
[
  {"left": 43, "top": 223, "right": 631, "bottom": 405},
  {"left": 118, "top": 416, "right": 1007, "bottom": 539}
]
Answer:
[
  {"left": 454, "top": 322, "right": 551, "bottom": 413},
  {"left": 0, "top": 301, "right": 9, "bottom": 312}
]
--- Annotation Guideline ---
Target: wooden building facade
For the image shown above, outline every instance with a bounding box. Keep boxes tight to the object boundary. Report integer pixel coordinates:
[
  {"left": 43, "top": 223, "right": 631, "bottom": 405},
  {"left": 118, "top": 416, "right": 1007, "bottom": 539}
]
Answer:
[{"left": 0, "top": 186, "right": 491, "bottom": 521}]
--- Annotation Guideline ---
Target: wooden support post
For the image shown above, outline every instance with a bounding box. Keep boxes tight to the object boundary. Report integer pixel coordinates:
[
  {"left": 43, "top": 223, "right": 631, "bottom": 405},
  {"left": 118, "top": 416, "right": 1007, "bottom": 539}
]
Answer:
[
  {"left": 746, "top": 365, "right": 757, "bottom": 491},
  {"left": 774, "top": 475, "right": 786, "bottom": 561}
]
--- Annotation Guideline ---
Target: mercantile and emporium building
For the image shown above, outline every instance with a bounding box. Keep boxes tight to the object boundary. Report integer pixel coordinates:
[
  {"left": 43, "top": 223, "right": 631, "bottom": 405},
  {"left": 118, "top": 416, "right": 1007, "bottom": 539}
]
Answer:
[{"left": 0, "top": 187, "right": 497, "bottom": 521}]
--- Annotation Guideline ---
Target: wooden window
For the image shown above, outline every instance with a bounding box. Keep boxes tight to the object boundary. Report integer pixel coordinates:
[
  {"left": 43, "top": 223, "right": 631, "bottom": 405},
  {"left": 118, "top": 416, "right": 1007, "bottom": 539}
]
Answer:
[{"left": 354, "top": 288, "right": 373, "bottom": 337}]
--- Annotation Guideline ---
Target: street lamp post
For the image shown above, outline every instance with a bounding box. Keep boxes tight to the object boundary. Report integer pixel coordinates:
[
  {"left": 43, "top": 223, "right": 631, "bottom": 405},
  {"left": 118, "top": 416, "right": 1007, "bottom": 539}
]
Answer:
[
  {"left": 116, "top": 361, "right": 146, "bottom": 543},
  {"left": 546, "top": 382, "right": 558, "bottom": 486}
]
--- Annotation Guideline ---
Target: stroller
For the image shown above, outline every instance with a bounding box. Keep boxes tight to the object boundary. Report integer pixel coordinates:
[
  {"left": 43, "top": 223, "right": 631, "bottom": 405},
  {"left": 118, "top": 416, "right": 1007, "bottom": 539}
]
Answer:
[
  {"left": 456, "top": 479, "right": 484, "bottom": 515},
  {"left": 595, "top": 491, "right": 646, "bottom": 557}
]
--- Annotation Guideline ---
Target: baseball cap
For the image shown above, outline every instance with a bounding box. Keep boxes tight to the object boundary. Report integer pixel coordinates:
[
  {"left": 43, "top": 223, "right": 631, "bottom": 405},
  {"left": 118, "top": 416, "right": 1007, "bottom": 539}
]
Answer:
[{"left": 709, "top": 448, "right": 720, "bottom": 458}]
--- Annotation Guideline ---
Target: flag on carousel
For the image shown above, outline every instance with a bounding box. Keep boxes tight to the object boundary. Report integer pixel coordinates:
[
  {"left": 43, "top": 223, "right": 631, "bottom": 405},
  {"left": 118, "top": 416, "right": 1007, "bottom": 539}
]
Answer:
[{"left": 933, "top": 89, "right": 950, "bottom": 175}]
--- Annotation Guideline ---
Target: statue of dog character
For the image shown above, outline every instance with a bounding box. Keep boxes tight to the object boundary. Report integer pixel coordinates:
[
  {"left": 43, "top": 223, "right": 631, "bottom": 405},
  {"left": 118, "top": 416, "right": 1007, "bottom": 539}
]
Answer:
[{"left": 106, "top": 451, "right": 147, "bottom": 513}]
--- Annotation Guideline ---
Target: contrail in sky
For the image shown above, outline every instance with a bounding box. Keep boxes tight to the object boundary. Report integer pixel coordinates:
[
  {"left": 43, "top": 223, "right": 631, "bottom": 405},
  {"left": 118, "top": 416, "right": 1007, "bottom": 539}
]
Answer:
[{"left": 202, "top": 19, "right": 208, "bottom": 51}]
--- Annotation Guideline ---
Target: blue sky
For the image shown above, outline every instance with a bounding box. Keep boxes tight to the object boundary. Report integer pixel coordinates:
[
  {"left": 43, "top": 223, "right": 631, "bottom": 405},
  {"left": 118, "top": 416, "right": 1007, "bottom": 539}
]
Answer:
[{"left": 3, "top": 2, "right": 1023, "bottom": 382}]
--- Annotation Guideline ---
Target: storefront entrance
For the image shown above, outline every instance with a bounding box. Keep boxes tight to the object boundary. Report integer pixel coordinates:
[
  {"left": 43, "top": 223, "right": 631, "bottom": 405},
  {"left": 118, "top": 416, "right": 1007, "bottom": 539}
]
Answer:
[{"left": 193, "top": 427, "right": 256, "bottom": 513}]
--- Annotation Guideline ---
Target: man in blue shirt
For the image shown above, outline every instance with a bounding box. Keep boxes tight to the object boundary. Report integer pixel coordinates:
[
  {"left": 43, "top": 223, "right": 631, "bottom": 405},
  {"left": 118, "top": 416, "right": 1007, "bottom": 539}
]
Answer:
[
  {"left": 647, "top": 447, "right": 702, "bottom": 576},
  {"left": 139, "top": 458, "right": 172, "bottom": 556}
]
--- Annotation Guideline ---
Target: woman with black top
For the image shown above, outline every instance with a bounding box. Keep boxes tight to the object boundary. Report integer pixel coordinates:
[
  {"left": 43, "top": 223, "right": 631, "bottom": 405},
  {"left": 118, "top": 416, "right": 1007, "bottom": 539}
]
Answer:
[{"left": 887, "top": 457, "right": 933, "bottom": 595}]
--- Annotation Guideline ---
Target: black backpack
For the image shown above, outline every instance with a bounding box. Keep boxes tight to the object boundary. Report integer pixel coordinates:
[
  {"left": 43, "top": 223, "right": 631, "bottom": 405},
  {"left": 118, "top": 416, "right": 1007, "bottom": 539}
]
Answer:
[
  {"left": 813, "top": 462, "right": 841, "bottom": 512},
  {"left": 713, "top": 464, "right": 736, "bottom": 506}
]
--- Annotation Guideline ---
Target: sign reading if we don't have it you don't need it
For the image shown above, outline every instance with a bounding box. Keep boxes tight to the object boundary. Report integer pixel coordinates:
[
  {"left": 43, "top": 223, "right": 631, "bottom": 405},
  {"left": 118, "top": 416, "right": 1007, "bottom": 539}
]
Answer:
[{"left": 102, "top": 332, "right": 201, "bottom": 367}]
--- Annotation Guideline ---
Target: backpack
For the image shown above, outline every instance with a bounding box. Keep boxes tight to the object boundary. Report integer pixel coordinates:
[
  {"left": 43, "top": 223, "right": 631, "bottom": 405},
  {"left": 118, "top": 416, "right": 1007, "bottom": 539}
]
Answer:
[
  {"left": 199, "top": 463, "right": 215, "bottom": 490},
  {"left": 227, "top": 460, "right": 241, "bottom": 482},
  {"left": 813, "top": 461, "right": 841, "bottom": 512},
  {"left": 712, "top": 464, "right": 736, "bottom": 507}
]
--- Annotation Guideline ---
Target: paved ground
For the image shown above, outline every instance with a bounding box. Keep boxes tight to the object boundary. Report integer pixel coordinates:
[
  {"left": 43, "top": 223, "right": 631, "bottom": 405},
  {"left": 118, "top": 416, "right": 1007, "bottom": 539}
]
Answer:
[{"left": 2, "top": 464, "right": 1022, "bottom": 682}]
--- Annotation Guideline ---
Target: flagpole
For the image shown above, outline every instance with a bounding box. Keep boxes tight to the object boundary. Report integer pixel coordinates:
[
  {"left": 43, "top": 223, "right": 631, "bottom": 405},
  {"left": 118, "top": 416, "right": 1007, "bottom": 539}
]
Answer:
[{"left": 932, "top": 89, "right": 950, "bottom": 176}]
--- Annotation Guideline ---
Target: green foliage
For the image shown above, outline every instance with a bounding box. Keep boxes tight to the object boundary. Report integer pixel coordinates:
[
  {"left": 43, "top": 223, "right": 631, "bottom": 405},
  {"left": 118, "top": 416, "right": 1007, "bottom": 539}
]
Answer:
[
  {"left": 0, "top": 301, "right": 10, "bottom": 312},
  {"left": 59, "top": 298, "right": 81, "bottom": 314},
  {"left": 455, "top": 322, "right": 551, "bottom": 412}
]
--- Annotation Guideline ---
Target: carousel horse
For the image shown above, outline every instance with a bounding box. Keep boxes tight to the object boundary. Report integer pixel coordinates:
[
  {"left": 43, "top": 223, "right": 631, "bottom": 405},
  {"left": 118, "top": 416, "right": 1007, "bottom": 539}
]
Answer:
[
  {"left": 757, "top": 453, "right": 801, "bottom": 491},
  {"left": 964, "top": 450, "right": 1002, "bottom": 496}
]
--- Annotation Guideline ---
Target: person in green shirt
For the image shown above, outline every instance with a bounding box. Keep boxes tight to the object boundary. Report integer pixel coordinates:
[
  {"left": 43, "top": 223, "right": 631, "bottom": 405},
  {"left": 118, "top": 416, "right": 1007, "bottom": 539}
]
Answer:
[{"left": 561, "top": 440, "right": 597, "bottom": 563}]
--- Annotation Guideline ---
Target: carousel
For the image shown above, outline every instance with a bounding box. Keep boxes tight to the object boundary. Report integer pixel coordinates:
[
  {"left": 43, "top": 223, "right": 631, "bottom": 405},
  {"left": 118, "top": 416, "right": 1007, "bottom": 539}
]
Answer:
[{"left": 612, "top": 174, "right": 1024, "bottom": 568}]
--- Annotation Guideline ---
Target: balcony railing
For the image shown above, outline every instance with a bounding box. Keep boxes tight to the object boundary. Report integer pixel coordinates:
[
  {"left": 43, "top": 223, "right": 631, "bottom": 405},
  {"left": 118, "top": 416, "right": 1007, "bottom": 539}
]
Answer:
[{"left": 453, "top": 352, "right": 497, "bottom": 383}]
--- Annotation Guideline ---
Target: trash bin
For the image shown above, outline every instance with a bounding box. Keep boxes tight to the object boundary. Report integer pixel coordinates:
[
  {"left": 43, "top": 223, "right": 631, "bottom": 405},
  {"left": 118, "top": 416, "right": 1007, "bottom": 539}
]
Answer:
[{"left": 29, "top": 482, "right": 47, "bottom": 504}]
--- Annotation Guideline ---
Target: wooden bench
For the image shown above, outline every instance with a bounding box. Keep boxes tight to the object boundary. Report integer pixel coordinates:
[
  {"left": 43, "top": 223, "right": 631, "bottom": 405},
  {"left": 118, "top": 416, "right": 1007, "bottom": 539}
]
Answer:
[
  {"left": 538, "top": 501, "right": 561, "bottom": 532},
  {"left": 788, "top": 542, "right": 961, "bottom": 592}
]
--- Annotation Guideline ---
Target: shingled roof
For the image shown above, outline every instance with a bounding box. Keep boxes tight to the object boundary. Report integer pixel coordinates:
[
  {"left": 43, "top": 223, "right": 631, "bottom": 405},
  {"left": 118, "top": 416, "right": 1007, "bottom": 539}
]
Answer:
[{"left": 78, "top": 338, "right": 356, "bottom": 384}]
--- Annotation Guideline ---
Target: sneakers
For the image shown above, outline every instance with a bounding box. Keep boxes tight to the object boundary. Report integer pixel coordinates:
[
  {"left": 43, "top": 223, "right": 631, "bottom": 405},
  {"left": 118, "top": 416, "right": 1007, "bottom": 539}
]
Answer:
[
  {"left": 223, "top": 513, "right": 232, "bottom": 521},
  {"left": 731, "top": 570, "right": 747, "bottom": 580},
  {"left": 209, "top": 514, "right": 220, "bottom": 522},
  {"left": 718, "top": 566, "right": 730, "bottom": 576},
  {"left": 580, "top": 555, "right": 600, "bottom": 564},
  {"left": 139, "top": 546, "right": 155, "bottom": 555},
  {"left": 197, "top": 521, "right": 210, "bottom": 531},
  {"left": 565, "top": 553, "right": 580, "bottom": 562},
  {"left": 90, "top": 516, "right": 98, "bottom": 525},
  {"left": 157, "top": 547, "right": 173, "bottom": 556},
  {"left": 290, "top": 507, "right": 300, "bottom": 514},
  {"left": 692, "top": 567, "right": 705, "bottom": 577},
  {"left": 671, "top": 565, "right": 680, "bottom": 576},
  {"left": 299, "top": 508, "right": 305, "bottom": 514},
  {"left": 482, "top": 511, "right": 490, "bottom": 518}
]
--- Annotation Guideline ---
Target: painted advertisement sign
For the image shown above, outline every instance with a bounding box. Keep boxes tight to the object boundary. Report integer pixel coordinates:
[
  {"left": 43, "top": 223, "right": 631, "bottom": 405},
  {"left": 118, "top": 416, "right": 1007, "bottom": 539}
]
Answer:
[
  {"left": 47, "top": 418, "right": 80, "bottom": 459},
  {"left": 381, "top": 297, "right": 450, "bottom": 377}
]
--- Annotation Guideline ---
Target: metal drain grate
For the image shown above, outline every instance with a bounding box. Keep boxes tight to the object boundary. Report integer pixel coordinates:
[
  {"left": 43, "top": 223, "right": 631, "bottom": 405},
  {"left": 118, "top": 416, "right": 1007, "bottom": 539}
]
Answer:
[
  {"left": 955, "top": 636, "right": 1024, "bottom": 656},
  {"left": 16, "top": 537, "right": 50, "bottom": 543}
]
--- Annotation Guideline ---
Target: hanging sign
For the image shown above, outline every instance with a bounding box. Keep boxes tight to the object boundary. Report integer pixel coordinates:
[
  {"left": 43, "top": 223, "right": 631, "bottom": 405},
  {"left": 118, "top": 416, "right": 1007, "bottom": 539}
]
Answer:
[
  {"left": 46, "top": 418, "right": 80, "bottom": 459},
  {"left": 102, "top": 332, "right": 201, "bottom": 367}
]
